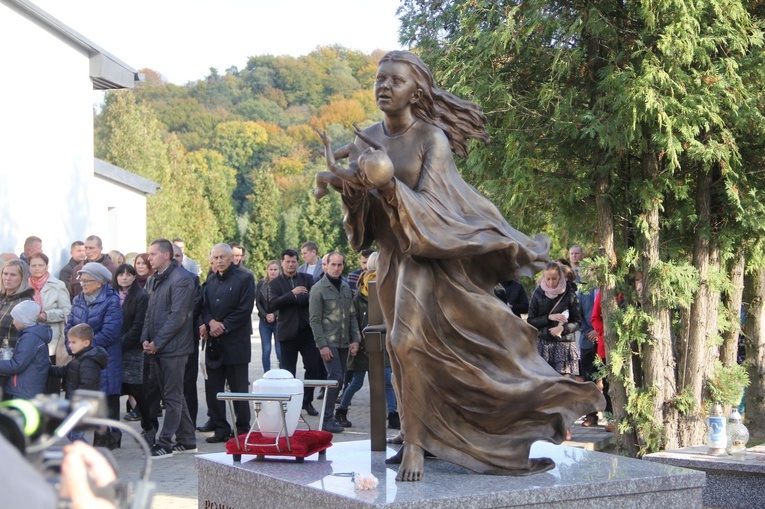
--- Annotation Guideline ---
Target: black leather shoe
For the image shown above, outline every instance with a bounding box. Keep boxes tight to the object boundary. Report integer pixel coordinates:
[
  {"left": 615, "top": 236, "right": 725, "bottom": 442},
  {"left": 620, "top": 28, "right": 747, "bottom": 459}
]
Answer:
[
  {"left": 196, "top": 420, "right": 215, "bottom": 432},
  {"left": 205, "top": 435, "right": 229, "bottom": 444},
  {"left": 322, "top": 418, "right": 344, "bottom": 434},
  {"left": 302, "top": 403, "right": 319, "bottom": 416}
]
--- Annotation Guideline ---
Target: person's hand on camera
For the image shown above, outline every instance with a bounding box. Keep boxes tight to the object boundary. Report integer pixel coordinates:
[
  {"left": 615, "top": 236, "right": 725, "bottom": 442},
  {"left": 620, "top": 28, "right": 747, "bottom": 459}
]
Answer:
[{"left": 59, "top": 441, "right": 118, "bottom": 509}]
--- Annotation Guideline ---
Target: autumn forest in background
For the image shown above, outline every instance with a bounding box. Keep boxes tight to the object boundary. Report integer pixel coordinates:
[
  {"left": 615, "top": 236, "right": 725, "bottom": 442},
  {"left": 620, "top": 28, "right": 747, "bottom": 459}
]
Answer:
[{"left": 95, "top": 46, "right": 386, "bottom": 277}]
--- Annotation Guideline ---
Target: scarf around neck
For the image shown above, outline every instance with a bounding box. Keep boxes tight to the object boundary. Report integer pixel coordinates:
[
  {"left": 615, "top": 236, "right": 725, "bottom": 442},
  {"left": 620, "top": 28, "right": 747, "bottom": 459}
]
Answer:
[
  {"left": 540, "top": 277, "right": 567, "bottom": 300},
  {"left": 30, "top": 273, "right": 49, "bottom": 306},
  {"left": 83, "top": 286, "right": 103, "bottom": 304}
]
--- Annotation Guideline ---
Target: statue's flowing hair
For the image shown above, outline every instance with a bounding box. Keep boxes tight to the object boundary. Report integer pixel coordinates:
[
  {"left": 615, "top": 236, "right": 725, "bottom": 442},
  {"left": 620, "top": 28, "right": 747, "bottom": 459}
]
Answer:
[{"left": 379, "top": 51, "right": 489, "bottom": 158}]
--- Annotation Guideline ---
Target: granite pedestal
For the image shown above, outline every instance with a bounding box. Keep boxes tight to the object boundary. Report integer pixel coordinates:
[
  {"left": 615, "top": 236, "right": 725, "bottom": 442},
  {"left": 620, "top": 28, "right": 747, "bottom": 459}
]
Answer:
[
  {"left": 645, "top": 444, "right": 765, "bottom": 509},
  {"left": 196, "top": 440, "right": 704, "bottom": 509}
]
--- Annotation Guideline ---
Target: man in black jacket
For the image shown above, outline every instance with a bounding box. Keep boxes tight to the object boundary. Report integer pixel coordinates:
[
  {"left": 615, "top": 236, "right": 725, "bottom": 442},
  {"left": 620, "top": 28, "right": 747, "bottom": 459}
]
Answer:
[
  {"left": 142, "top": 238, "right": 197, "bottom": 458},
  {"left": 201, "top": 243, "right": 256, "bottom": 443},
  {"left": 58, "top": 240, "right": 85, "bottom": 296},
  {"left": 173, "top": 244, "right": 203, "bottom": 428},
  {"left": 268, "top": 249, "right": 325, "bottom": 416}
]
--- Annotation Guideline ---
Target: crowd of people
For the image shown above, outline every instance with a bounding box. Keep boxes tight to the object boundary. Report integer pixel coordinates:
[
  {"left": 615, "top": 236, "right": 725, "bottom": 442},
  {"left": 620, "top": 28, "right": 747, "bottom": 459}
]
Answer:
[
  {"left": 0, "top": 233, "right": 612, "bottom": 459},
  {"left": 0, "top": 235, "right": 399, "bottom": 458}
]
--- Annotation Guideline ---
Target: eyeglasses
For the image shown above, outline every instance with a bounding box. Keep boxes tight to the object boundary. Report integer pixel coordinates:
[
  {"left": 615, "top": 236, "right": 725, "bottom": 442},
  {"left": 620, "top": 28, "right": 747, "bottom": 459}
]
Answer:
[{"left": 78, "top": 278, "right": 97, "bottom": 286}]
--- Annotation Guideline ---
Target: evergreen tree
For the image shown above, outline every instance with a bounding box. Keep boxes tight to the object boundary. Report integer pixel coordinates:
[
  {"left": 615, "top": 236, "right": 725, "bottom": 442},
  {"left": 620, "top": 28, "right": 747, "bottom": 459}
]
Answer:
[
  {"left": 399, "top": 0, "right": 765, "bottom": 453},
  {"left": 245, "top": 171, "right": 282, "bottom": 278}
]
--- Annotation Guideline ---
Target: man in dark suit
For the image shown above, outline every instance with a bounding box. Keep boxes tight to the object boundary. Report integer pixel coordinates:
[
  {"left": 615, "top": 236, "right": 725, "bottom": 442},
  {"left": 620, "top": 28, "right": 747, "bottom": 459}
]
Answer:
[
  {"left": 268, "top": 248, "right": 325, "bottom": 416},
  {"left": 201, "top": 243, "right": 256, "bottom": 443}
]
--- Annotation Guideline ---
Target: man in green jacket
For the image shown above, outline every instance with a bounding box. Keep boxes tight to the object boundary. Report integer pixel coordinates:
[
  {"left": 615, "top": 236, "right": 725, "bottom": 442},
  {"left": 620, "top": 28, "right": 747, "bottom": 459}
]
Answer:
[{"left": 309, "top": 252, "right": 360, "bottom": 433}]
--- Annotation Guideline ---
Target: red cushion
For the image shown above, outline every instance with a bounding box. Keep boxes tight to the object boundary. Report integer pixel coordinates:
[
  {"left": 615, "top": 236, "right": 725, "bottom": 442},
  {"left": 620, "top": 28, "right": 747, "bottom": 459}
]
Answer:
[{"left": 225, "top": 430, "right": 333, "bottom": 458}]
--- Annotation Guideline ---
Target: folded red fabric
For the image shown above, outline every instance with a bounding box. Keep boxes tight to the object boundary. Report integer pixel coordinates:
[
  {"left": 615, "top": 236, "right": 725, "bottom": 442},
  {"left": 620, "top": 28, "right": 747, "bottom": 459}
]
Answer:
[{"left": 225, "top": 430, "right": 333, "bottom": 458}]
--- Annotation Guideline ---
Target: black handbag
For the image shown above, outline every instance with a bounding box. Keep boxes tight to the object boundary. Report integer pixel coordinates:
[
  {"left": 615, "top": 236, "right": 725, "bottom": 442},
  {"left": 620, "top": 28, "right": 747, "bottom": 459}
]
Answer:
[{"left": 204, "top": 337, "right": 224, "bottom": 369}]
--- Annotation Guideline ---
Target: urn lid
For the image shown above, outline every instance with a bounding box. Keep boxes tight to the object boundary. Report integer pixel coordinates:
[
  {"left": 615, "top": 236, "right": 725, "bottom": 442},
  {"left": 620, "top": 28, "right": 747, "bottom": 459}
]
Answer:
[{"left": 262, "top": 369, "right": 295, "bottom": 380}]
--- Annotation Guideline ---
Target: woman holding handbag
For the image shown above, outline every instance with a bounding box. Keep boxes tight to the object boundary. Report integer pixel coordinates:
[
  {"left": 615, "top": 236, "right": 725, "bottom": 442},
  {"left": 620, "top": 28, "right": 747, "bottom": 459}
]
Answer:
[{"left": 527, "top": 262, "right": 583, "bottom": 378}]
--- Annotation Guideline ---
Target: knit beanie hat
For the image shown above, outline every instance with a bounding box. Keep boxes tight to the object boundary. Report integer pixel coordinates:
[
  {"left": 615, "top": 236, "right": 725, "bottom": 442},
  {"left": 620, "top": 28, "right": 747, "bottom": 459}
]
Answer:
[
  {"left": 11, "top": 301, "right": 40, "bottom": 327},
  {"left": 77, "top": 263, "right": 113, "bottom": 285}
]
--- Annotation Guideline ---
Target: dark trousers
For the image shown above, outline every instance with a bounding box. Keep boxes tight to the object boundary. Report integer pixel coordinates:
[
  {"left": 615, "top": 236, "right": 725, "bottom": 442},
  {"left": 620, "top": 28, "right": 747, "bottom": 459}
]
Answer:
[
  {"left": 45, "top": 355, "right": 62, "bottom": 394},
  {"left": 580, "top": 348, "right": 597, "bottom": 382},
  {"left": 205, "top": 363, "right": 250, "bottom": 437},
  {"left": 280, "top": 327, "right": 325, "bottom": 405},
  {"left": 321, "top": 346, "right": 348, "bottom": 419},
  {"left": 123, "top": 382, "right": 157, "bottom": 432},
  {"left": 184, "top": 342, "right": 199, "bottom": 424},
  {"left": 154, "top": 355, "right": 196, "bottom": 448},
  {"left": 580, "top": 348, "right": 613, "bottom": 414},
  {"left": 143, "top": 354, "right": 162, "bottom": 419}
]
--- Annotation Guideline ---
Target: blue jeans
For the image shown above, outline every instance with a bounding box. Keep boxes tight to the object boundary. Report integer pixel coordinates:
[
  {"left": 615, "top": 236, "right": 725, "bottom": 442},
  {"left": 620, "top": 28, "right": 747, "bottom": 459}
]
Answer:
[
  {"left": 385, "top": 366, "right": 397, "bottom": 413},
  {"left": 259, "top": 321, "right": 281, "bottom": 372},
  {"left": 338, "top": 370, "right": 367, "bottom": 411}
]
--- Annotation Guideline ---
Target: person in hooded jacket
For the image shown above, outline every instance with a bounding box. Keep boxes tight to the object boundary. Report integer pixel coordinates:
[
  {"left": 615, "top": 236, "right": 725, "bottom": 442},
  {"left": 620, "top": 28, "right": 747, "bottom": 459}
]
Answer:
[
  {"left": 65, "top": 263, "right": 123, "bottom": 448},
  {"left": 49, "top": 323, "right": 108, "bottom": 442},
  {"left": 0, "top": 301, "right": 52, "bottom": 400}
]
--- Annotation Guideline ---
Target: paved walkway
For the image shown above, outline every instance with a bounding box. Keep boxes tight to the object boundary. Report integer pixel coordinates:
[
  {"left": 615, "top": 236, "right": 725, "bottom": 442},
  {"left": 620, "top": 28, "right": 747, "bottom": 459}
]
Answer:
[{"left": 108, "top": 316, "right": 615, "bottom": 508}]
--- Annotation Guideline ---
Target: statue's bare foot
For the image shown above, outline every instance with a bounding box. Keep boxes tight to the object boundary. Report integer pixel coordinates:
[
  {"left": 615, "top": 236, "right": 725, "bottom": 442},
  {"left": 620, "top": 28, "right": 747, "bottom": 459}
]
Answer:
[
  {"left": 313, "top": 187, "right": 329, "bottom": 200},
  {"left": 396, "top": 443, "right": 425, "bottom": 482},
  {"left": 386, "top": 431, "right": 404, "bottom": 444}
]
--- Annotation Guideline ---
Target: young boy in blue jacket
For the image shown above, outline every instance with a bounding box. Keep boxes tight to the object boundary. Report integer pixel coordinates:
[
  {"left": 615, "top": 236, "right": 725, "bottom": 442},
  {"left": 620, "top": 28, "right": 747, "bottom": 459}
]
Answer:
[{"left": 0, "top": 301, "right": 52, "bottom": 400}]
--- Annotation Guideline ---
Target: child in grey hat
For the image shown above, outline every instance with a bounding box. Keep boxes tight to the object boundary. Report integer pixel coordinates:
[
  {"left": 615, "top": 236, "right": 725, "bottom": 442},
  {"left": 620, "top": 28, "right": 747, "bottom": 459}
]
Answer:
[{"left": 0, "top": 301, "right": 53, "bottom": 400}]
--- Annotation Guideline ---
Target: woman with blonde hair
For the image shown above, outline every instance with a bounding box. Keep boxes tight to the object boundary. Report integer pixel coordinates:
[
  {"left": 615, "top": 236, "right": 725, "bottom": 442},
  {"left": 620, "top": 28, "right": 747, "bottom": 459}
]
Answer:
[
  {"left": 108, "top": 250, "right": 125, "bottom": 266},
  {"left": 255, "top": 260, "right": 282, "bottom": 372},
  {"left": 0, "top": 259, "right": 35, "bottom": 350}
]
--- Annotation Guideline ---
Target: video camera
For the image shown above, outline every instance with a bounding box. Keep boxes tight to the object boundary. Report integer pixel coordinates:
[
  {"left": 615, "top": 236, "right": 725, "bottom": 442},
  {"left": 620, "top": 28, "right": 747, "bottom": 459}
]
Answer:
[{"left": 0, "top": 390, "right": 154, "bottom": 509}]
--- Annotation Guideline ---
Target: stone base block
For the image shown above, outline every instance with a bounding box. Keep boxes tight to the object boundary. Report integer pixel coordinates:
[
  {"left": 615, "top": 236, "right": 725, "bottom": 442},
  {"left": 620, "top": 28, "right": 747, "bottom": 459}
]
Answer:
[
  {"left": 197, "top": 440, "right": 704, "bottom": 509},
  {"left": 645, "top": 444, "right": 765, "bottom": 509}
]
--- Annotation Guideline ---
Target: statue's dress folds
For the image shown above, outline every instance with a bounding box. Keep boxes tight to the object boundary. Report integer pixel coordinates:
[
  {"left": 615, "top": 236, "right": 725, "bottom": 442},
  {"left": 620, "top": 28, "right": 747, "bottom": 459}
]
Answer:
[{"left": 342, "top": 121, "right": 604, "bottom": 474}]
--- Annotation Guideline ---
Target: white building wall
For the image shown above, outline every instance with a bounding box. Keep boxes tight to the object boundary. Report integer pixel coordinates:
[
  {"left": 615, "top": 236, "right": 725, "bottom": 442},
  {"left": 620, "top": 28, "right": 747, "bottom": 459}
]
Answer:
[
  {"left": 0, "top": 3, "right": 150, "bottom": 276},
  {"left": 0, "top": 3, "right": 95, "bottom": 273},
  {"left": 91, "top": 176, "right": 148, "bottom": 255}
]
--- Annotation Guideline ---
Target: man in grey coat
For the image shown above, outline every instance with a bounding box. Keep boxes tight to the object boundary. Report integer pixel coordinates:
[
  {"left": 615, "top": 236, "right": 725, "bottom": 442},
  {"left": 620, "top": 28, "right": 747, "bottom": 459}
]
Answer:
[{"left": 142, "top": 238, "right": 197, "bottom": 458}]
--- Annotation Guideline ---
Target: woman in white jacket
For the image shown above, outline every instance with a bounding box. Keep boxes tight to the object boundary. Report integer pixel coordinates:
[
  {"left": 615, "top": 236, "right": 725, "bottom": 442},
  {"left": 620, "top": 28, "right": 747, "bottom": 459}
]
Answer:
[{"left": 28, "top": 252, "right": 71, "bottom": 392}]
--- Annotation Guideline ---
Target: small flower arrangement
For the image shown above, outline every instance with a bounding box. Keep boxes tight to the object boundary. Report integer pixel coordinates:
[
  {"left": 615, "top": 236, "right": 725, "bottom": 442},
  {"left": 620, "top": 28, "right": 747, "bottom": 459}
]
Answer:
[{"left": 352, "top": 472, "right": 379, "bottom": 490}]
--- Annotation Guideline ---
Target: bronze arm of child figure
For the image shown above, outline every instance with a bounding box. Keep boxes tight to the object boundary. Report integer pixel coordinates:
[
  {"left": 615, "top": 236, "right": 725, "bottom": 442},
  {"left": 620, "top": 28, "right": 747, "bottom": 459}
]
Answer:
[{"left": 313, "top": 124, "right": 394, "bottom": 200}]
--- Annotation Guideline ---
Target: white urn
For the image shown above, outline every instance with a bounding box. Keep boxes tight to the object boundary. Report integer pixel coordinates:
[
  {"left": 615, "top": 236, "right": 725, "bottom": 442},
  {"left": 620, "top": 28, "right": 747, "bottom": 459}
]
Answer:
[{"left": 252, "top": 369, "right": 303, "bottom": 437}]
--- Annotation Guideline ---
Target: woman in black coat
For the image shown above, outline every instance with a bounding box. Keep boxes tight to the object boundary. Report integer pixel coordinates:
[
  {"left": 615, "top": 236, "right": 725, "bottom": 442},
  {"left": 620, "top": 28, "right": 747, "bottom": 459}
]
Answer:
[
  {"left": 527, "top": 262, "right": 583, "bottom": 377},
  {"left": 112, "top": 264, "right": 156, "bottom": 443}
]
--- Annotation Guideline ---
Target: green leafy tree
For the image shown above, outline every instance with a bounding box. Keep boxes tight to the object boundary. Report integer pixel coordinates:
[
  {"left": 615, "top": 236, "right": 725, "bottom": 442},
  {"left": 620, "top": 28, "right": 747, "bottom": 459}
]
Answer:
[
  {"left": 185, "top": 149, "right": 237, "bottom": 240},
  {"left": 96, "top": 92, "right": 220, "bottom": 263},
  {"left": 211, "top": 120, "right": 269, "bottom": 213},
  {"left": 399, "top": 0, "right": 765, "bottom": 454}
]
